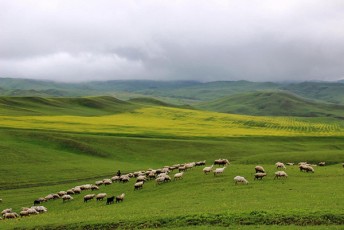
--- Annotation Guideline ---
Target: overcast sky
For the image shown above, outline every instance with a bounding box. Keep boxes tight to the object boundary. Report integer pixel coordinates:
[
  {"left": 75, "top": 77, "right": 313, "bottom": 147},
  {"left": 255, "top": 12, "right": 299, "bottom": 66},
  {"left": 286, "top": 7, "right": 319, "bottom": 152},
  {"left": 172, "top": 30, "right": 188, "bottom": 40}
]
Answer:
[{"left": 1, "top": 0, "right": 344, "bottom": 82}]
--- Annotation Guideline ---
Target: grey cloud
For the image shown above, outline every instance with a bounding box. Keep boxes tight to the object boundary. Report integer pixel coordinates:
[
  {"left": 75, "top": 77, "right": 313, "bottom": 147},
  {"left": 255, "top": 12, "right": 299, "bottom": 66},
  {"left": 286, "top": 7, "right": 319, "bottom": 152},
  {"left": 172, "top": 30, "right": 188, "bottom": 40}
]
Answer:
[{"left": 1, "top": 0, "right": 344, "bottom": 82}]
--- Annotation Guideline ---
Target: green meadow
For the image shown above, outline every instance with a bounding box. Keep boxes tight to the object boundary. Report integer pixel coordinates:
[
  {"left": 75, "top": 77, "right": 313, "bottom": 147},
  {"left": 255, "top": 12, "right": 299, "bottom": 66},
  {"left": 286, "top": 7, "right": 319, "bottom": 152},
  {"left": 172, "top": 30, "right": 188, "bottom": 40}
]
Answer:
[{"left": 0, "top": 96, "right": 344, "bottom": 229}]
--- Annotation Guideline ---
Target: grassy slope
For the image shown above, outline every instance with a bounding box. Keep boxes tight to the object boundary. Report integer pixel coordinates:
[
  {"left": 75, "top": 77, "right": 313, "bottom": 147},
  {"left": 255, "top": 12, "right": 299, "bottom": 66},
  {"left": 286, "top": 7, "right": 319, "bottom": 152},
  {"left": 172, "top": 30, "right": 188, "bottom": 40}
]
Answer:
[
  {"left": 0, "top": 97, "right": 344, "bottom": 228},
  {"left": 196, "top": 91, "right": 344, "bottom": 118}
]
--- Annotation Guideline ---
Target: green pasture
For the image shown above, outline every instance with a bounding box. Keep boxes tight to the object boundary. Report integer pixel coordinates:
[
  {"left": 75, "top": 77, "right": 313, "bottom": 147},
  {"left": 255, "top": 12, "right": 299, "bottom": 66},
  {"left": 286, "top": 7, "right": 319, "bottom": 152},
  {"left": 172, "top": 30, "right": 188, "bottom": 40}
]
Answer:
[{"left": 0, "top": 97, "right": 344, "bottom": 229}]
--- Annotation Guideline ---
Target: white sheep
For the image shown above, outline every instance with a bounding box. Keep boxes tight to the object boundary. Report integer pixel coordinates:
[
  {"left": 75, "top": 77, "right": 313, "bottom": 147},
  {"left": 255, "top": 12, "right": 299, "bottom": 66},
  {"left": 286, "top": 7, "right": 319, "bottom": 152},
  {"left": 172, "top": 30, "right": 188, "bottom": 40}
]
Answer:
[
  {"left": 58, "top": 191, "right": 67, "bottom": 197},
  {"left": 202, "top": 165, "right": 214, "bottom": 174},
  {"left": 286, "top": 162, "right": 294, "bottom": 166},
  {"left": 254, "top": 173, "right": 267, "bottom": 180},
  {"left": 62, "top": 195, "right": 73, "bottom": 202},
  {"left": 134, "top": 181, "right": 144, "bottom": 190},
  {"left": 299, "top": 164, "right": 314, "bottom": 173},
  {"left": 1, "top": 208, "right": 12, "bottom": 215},
  {"left": 274, "top": 171, "right": 288, "bottom": 179},
  {"left": 96, "top": 193, "right": 107, "bottom": 201},
  {"left": 3, "top": 212, "right": 18, "bottom": 219},
  {"left": 91, "top": 185, "right": 99, "bottom": 190},
  {"left": 103, "top": 179, "right": 112, "bottom": 186},
  {"left": 31, "top": 206, "right": 47, "bottom": 213},
  {"left": 84, "top": 194, "right": 95, "bottom": 202},
  {"left": 174, "top": 172, "right": 184, "bottom": 180},
  {"left": 234, "top": 176, "right": 248, "bottom": 185},
  {"left": 116, "top": 193, "right": 125, "bottom": 203},
  {"left": 255, "top": 165, "right": 265, "bottom": 173},
  {"left": 136, "top": 175, "right": 146, "bottom": 182},
  {"left": 95, "top": 180, "right": 104, "bottom": 186},
  {"left": 213, "top": 166, "right": 226, "bottom": 176},
  {"left": 275, "top": 162, "right": 286, "bottom": 169}
]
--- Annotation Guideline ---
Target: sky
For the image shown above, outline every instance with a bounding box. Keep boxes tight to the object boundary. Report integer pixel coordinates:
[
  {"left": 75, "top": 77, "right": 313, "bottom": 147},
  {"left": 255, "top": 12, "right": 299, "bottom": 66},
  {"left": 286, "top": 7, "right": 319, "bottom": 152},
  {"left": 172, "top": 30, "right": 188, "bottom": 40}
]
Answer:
[{"left": 1, "top": 0, "right": 344, "bottom": 82}]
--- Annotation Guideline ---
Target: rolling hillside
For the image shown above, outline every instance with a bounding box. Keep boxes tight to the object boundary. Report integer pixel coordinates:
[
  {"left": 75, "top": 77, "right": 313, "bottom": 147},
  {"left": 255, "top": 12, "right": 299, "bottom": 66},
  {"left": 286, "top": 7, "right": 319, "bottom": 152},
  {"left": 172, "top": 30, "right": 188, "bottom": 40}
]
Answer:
[
  {"left": 196, "top": 91, "right": 344, "bottom": 118},
  {"left": 2, "top": 78, "right": 344, "bottom": 105}
]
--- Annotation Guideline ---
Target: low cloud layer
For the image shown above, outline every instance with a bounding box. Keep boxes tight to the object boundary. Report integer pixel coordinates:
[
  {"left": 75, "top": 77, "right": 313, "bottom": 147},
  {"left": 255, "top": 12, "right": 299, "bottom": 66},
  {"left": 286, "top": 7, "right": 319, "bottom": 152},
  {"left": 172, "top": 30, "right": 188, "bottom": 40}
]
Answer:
[{"left": 1, "top": 0, "right": 344, "bottom": 82}]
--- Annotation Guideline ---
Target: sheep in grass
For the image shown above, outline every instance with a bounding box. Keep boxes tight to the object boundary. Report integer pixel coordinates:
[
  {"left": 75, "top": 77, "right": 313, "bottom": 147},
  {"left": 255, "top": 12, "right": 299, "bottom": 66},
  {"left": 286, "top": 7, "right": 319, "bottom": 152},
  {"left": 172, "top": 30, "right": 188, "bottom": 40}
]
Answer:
[
  {"left": 299, "top": 164, "right": 314, "bottom": 173},
  {"left": 106, "top": 196, "right": 115, "bottom": 205},
  {"left": 62, "top": 195, "right": 73, "bottom": 202},
  {"left": 84, "top": 194, "right": 95, "bottom": 203},
  {"left": 95, "top": 180, "right": 103, "bottom": 186},
  {"left": 234, "top": 176, "right": 248, "bottom": 185},
  {"left": 174, "top": 172, "right": 184, "bottom": 180},
  {"left": 155, "top": 176, "right": 165, "bottom": 185},
  {"left": 96, "top": 193, "right": 107, "bottom": 201},
  {"left": 274, "top": 171, "right": 288, "bottom": 179},
  {"left": 1, "top": 208, "right": 12, "bottom": 215},
  {"left": 214, "top": 159, "right": 230, "bottom": 166},
  {"left": 120, "top": 175, "right": 130, "bottom": 183},
  {"left": 255, "top": 165, "right": 265, "bottom": 173},
  {"left": 148, "top": 172, "right": 156, "bottom": 180},
  {"left": 58, "top": 191, "right": 67, "bottom": 197},
  {"left": 3, "top": 212, "right": 19, "bottom": 219},
  {"left": 134, "top": 181, "right": 144, "bottom": 190},
  {"left": 202, "top": 165, "right": 214, "bottom": 174},
  {"left": 80, "top": 184, "right": 92, "bottom": 190},
  {"left": 91, "top": 185, "right": 99, "bottom": 191},
  {"left": 136, "top": 175, "right": 146, "bottom": 183},
  {"left": 286, "top": 163, "right": 294, "bottom": 166},
  {"left": 66, "top": 189, "right": 75, "bottom": 195},
  {"left": 254, "top": 173, "right": 267, "bottom": 180},
  {"left": 116, "top": 193, "right": 125, "bottom": 203},
  {"left": 20, "top": 210, "right": 30, "bottom": 217},
  {"left": 31, "top": 206, "right": 47, "bottom": 213},
  {"left": 103, "top": 179, "right": 112, "bottom": 186},
  {"left": 275, "top": 162, "right": 286, "bottom": 169},
  {"left": 34, "top": 197, "right": 46, "bottom": 205},
  {"left": 195, "top": 160, "right": 206, "bottom": 166},
  {"left": 178, "top": 165, "right": 186, "bottom": 172},
  {"left": 111, "top": 176, "right": 120, "bottom": 182},
  {"left": 318, "top": 162, "right": 326, "bottom": 166},
  {"left": 213, "top": 167, "right": 226, "bottom": 176}
]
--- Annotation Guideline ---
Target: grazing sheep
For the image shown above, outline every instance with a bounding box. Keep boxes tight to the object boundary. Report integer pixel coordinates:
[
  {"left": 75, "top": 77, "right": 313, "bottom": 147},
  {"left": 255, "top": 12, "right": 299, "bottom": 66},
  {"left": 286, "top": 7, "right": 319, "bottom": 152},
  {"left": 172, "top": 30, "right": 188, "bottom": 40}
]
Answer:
[
  {"left": 116, "top": 193, "right": 125, "bottom": 203},
  {"left": 136, "top": 175, "right": 146, "bottom": 183},
  {"left": 195, "top": 160, "right": 206, "bottom": 166},
  {"left": 255, "top": 165, "right": 265, "bottom": 173},
  {"left": 80, "top": 184, "right": 92, "bottom": 190},
  {"left": 20, "top": 210, "right": 30, "bottom": 217},
  {"left": 134, "top": 181, "right": 144, "bottom": 190},
  {"left": 26, "top": 208, "right": 39, "bottom": 215},
  {"left": 96, "top": 193, "right": 107, "bottom": 201},
  {"left": 275, "top": 162, "right": 286, "bottom": 169},
  {"left": 202, "top": 165, "right": 214, "bottom": 174},
  {"left": 1, "top": 208, "right": 12, "bottom": 215},
  {"left": 62, "top": 195, "right": 73, "bottom": 202},
  {"left": 185, "top": 162, "right": 195, "bottom": 170},
  {"left": 95, "top": 180, "right": 104, "bottom": 186},
  {"left": 111, "top": 176, "right": 120, "bottom": 182},
  {"left": 234, "top": 176, "right": 248, "bottom": 185},
  {"left": 52, "top": 194, "right": 60, "bottom": 199},
  {"left": 155, "top": 176, "right": 165, "bottom": 184},
  {"left": 174, "top": 172, "right": 184, "bottom": 180},
  {"left": 299, "top": 164, "right": 315, "bottom": 173},
  {"left": 84, "top": 194, "right": 95, "bottom": 203},
  {"left": 214, "top": 159, "right": 230, "bottom": 166},
  {"left": 213, "top": 167, "right": 226, "bottom": 176},
  {"left": 31, "top": 206, "right": 47, "bottom": 213},
  {"left": 178, "top": 166, "right": 187, "bottom": 172},
  {"left": 3, "top": 212, "right": 18, "bottom": 219},
  {"left": 103, "top": 179, "right": 112, "bottom": 186},
  {"left": 106, "top": 196, "right": 115, "bottom": 205},
  {"left": 34, "top": 197, "right": 46, "bottom": 205},
  {"left": 91, "top": 185, "right": 99, "bottom": 191},
  {"left": 45, "top": 194, "right": 54, "bottom": 201},
  {"left": 120, "top": 175, "right": 130, "bottom": 183},
  {"left": 318, "top": 162, "right": 326, "bottom": 166},
  {"left": 148, "top": 172, "right": 156, "bottom": 180},
  {"left": 286, "top": 162, "right": 294, "bottom": 166},
  {"left": 73, "top": 187, "right": 82, "bottom": 194},
  {"left": 274, "top": 171, "right": 288, "bottom": 179},
  {"left": 254, "top": 173, "right": 267, "bottom": 180},
  {"left": 58, "top": 191, "right": 67, "bottom": 197},
  {"left": 66, "top": 189, "right": 75, "bottom": 195}
]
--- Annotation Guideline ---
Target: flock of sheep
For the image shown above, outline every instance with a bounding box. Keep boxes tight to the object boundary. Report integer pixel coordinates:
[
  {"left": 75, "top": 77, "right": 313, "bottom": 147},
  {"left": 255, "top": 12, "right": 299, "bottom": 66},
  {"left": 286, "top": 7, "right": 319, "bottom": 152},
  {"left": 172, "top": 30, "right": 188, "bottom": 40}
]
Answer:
[{"left": 1, "top": 159, "right": 341, "bottom": 220}]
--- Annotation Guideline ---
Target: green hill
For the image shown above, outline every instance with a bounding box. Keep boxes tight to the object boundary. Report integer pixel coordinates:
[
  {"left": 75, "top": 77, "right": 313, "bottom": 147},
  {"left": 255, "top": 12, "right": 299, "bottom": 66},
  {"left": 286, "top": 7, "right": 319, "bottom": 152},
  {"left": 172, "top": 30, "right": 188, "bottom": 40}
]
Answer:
[
  {"left": 196, "top": 91, "right": 344, "bottom": 118},
  {"left": 0, "top": 96, "right": 139, "bottom": 116}
]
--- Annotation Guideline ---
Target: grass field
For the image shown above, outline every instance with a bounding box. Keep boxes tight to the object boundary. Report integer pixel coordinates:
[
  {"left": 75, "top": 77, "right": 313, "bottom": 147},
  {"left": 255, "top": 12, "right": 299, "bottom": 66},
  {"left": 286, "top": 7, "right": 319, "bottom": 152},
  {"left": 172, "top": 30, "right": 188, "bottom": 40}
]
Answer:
[{"left": 0, "top": 97, "right": 344, "bottom": 229}]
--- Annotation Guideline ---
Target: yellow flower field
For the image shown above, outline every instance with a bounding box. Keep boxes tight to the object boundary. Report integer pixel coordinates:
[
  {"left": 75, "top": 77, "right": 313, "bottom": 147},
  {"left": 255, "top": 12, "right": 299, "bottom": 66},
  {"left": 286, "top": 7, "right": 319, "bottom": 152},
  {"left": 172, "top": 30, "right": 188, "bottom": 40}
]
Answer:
[{"left": 0, "top": 106, "right": 343, "bottom": 137}]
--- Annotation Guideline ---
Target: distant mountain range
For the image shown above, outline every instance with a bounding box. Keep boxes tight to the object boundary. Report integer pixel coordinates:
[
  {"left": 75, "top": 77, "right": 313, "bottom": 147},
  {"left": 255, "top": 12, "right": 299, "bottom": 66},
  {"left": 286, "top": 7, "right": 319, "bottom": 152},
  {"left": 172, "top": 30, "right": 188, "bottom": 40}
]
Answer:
[{"left": 0, "top": 78, "right": 344, "bottom": 118}]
